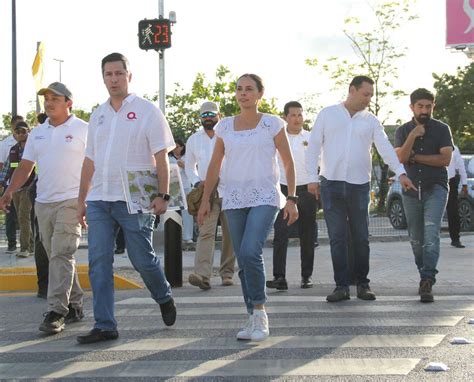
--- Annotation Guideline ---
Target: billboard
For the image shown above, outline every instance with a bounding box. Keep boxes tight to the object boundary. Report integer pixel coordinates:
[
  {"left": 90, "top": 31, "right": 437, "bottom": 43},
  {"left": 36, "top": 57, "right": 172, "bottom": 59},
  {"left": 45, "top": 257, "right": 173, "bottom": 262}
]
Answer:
[{"left": 446, "top": 0, "right": 474, "bottom": 46}]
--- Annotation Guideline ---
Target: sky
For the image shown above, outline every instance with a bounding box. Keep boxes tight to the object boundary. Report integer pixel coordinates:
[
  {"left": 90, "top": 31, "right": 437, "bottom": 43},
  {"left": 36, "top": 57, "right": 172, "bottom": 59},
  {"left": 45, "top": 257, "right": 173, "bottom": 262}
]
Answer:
[{"left": 0, "top": 0, "right": 472, "bottom": 125}]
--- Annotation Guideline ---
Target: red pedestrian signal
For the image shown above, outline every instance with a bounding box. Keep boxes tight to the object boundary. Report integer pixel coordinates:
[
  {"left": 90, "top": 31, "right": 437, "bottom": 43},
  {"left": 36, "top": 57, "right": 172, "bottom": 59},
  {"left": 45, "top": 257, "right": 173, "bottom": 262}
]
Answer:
[{"left": 138, "top": 19, "right": 172, "bottom": 51}]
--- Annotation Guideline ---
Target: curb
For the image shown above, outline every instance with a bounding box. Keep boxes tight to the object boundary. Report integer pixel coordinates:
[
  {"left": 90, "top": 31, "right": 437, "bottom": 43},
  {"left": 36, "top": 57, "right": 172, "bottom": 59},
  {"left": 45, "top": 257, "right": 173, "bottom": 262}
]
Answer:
[{"left": 0, "top": 265, "right": 142, "bottom": 292}]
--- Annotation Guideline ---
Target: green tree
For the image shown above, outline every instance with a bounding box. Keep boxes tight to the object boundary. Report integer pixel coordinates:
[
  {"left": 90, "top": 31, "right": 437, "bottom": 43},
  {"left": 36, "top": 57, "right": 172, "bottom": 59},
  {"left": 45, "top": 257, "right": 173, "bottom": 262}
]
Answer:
[
  {"left": 305, "top": 0, "right": 418, "bottom": 211},
  {"left": 147, "top": 66, "right": 279, "bottom": 140},
  {"left": 1, "top": 113, "right": 12, "bottom": 131},
  {"left": 72, "top": 107, "right": 95, "bottom": 122},
  {"left": 433, "top": 62, "right": 474, "bottom": 153},
  {"left": 1, "top": 111, "right": 36, "bottom": 133}
]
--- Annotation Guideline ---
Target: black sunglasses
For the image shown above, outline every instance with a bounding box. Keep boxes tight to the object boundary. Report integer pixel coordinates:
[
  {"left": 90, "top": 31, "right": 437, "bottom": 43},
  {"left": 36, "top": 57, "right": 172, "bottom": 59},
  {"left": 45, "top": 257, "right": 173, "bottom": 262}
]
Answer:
[{"left": 200, "top": 112, "right": 217, "bottom": 118}]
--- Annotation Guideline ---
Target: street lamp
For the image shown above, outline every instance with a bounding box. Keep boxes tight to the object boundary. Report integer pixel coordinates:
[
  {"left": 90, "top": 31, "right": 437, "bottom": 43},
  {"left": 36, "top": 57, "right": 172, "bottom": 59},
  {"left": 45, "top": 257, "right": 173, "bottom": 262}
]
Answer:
[{"left": 53, "top": 58, "right": 64, "bottom": 82}]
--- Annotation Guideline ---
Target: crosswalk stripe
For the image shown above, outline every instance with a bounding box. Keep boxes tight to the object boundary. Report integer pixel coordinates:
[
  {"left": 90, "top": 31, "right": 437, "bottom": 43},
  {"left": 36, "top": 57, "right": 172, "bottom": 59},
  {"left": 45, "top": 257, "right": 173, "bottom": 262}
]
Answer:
[
  {"left": 116, "top": 295, "right": 474, "bottom": 305},
  {"left": 110, "top": 303, "right": 474, "bottom": 316},
  {"left": 0, "top": 358, "right": 421, "bottom": 378},
  {"left": 0, "top": 334, "right": 445, "bottom": 353},
  {"left": 0, "top": 315, "right": 463, "bottom": 333}
]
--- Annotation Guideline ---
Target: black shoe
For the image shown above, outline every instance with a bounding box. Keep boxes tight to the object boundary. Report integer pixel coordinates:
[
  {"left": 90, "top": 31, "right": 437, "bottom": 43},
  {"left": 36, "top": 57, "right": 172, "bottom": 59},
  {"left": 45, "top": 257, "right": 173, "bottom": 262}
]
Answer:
[
  {"left": 301, "top": 277, "right": 313, "bottom": 289},
  {"left": 419, "top": 279, "right": 434, "bottom": 303},
  {"left": 357, "top": 284, "right": 376, "bottom": 300},
  {"left": 160, "top": 297, "right": 177, "bottom": 326},
  {"left": 6, "top": 244, "right": 17, "bottom": 253},
  {"left": 37, "top": 290, "right": 47, "bottom": 299},
  {"left": 451, "top": 240, "right": 465, "bottom": 248},
  {"left": 65, "top": 304, "right": 84, "bottom": 324},
  {"left": 266, "top": 277, "right": 288, "bottom": 290},
  {"left": 77, "top": 328, "right": 119, "bottom": 344},
  {"left": 326, "top": 287, "right": 350, "bottom": 302},
  {"left": 114, "top": 248, "right": 125, "bottom": 254},
  {"left": 39, "top": 311, "right": 65, "bottom": 334}
]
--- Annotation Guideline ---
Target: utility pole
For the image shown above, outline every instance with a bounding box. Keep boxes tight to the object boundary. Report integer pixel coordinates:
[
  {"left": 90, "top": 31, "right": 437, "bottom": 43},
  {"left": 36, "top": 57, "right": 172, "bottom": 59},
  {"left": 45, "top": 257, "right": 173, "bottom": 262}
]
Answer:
[
  {"left": 53, "top": 58, "right": 64, "bottom": 82},
  {"left": 12, "top": 0, "right": 17, "bottom": 116}
]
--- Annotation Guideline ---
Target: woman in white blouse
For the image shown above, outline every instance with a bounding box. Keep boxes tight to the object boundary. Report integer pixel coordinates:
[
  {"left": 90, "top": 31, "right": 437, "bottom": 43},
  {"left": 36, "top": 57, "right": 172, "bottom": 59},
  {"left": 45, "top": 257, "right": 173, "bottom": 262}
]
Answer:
[{"left": 198, "top": 74, "right": 298, "bottom": 341}]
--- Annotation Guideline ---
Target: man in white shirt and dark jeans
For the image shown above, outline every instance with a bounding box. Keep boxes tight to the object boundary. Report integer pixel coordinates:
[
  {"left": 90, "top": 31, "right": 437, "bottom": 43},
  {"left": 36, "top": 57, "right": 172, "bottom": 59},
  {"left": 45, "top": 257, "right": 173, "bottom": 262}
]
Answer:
[
  {"left": 185, "top": 101, "right": 235, "bottom": 290},
  {"left": 76, "top": 53, "right": 177, "bottom": 344},
  {"left": 267, "top": 101, "right": 317, "bottom": 290},
  {"left": 0, "top": 82, "right": 87, "bottom": 334},
  {"left": 306, "top": 75, "right": 415, "bottom": 302}
]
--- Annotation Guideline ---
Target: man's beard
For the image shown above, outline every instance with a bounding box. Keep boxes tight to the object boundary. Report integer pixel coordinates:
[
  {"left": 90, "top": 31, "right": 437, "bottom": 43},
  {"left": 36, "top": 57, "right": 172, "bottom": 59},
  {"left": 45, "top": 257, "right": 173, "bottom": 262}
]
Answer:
[
  {"left": 416, "top": 114, "right": 431, "bottom": 124},
  {"left": 202, "top": 120, "right": 217, "bottom": 130}
]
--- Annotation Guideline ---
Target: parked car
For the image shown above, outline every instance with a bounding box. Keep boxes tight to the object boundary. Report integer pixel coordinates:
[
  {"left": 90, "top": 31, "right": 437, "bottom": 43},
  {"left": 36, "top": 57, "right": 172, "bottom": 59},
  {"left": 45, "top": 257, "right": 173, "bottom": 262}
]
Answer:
[{"left": 386, "top": 155, "right": 474, "bottom": 231}]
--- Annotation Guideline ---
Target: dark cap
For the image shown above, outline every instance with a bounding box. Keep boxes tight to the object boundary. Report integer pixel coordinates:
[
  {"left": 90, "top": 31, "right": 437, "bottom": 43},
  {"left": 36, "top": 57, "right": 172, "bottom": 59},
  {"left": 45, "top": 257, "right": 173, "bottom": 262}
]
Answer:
[{"left": 14, "top": 121, "right": 29, "bottom": 132}]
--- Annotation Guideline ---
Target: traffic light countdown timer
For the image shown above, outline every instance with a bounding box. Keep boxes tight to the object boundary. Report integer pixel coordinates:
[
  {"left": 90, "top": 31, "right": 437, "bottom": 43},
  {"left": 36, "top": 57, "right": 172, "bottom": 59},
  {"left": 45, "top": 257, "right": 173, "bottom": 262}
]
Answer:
[{"left": 138, "top": 19, "right": 171, "bottom": 50}]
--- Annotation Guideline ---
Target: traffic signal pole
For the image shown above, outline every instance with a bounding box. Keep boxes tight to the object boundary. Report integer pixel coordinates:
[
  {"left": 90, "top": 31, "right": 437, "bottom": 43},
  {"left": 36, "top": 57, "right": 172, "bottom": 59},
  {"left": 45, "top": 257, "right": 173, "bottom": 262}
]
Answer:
[{"left": 158, "top": 0, "right": 182, "bottom": 287}]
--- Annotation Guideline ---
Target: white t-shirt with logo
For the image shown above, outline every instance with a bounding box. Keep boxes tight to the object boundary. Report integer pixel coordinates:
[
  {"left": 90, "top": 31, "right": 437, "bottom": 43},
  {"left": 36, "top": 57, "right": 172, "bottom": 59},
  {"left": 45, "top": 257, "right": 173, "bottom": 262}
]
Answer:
[
  {"left": 85, "top": 94, "right": 175, "bottom": 202},
  {"left": 215, "top": 114, "right": 286, "bottom": 210},
  {"left": 22, "top": 115, "right": 88, "bottom": 203}
]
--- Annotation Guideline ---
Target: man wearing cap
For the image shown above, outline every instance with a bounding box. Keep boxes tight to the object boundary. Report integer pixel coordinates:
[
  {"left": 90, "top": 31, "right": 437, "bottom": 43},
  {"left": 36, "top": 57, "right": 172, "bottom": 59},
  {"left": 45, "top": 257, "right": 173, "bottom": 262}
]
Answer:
[
  {"left": 4, "top": 121, "right": 35, "bottom": 257},
  {"left": 76, "top": 52, "right": 177, "bottom": 345},
  {"left": 0, "top": 115, "right": 24, "bottom": 253},
  {"left": 0, "top": 82, "right": 88, "bottom": 334},
  {"left": 185, "top": 101, "right": 235, "bottom": 290}
]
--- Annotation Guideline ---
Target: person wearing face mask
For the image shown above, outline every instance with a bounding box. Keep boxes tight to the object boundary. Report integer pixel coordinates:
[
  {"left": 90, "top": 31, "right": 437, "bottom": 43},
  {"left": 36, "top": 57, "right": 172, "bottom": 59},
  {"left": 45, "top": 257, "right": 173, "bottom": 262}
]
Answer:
[
  {"left": 185, "top": 101, "right": 235, "bottom": 290},
  {"left": 306, "top": 75, "right": 415, "bottom": 303},
  {"left": 395, "top": 88, "right": 454, "bottom": 303}
]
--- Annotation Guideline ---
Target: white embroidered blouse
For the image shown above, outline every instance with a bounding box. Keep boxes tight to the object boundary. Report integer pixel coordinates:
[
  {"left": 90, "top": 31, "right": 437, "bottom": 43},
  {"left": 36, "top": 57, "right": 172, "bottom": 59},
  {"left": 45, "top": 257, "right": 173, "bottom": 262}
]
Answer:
[{"left": 215, "top": 114, "right": 286, "bottom": 210}]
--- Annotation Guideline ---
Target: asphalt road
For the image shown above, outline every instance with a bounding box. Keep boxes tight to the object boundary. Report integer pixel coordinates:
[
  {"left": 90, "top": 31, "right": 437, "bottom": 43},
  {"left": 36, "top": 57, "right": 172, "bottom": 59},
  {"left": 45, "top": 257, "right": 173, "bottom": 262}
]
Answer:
[{"left": 0, "top": 235, "right": 473, "bottom": 381}]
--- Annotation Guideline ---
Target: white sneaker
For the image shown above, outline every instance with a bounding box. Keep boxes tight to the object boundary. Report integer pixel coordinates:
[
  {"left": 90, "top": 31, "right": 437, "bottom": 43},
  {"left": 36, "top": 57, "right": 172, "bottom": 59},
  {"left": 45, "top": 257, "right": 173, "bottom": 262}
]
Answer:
[
  {"left": 251, "top": 309, "right": 269, "bottom": 341},
  {"left": 17, "top": 251, "right": 29, "bottom": 258},
  {"left": 236, "top": 314, "right": 253, "bottom": 340}
]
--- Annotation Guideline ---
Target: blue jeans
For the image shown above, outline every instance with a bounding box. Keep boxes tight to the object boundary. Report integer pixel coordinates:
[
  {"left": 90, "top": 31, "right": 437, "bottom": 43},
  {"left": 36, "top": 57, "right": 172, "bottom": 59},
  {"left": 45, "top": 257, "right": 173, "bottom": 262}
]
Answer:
[
  {"left": 320, "top": 177, "right": 370, "bottom": 288},
  {"left": 402, "top": 184, "right": 448, "bottom": 283},
  {"left": 87, "top": 201, "right": 172, "bottom": 330},
  {"left": 225, "top": 205, "right": 279, "bottom": 314}
]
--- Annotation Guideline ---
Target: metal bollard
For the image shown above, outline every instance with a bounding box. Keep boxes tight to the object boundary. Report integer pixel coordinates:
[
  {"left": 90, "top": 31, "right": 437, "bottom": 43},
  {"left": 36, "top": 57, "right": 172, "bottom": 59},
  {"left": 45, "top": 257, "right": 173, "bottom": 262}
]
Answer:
[{"left": 163, "top": 217, "right": 183, "bottom": 287}]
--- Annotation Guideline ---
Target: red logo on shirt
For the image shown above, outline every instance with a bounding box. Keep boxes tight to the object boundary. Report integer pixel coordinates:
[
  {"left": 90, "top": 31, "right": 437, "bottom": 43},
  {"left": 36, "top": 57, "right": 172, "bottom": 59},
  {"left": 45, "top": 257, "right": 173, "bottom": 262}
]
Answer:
[
  {"left": 65, "top": 134, "right": 73, "bottom": 143},
  {"left": 127, "top": 112, "right": 137, "bottom": 120}
]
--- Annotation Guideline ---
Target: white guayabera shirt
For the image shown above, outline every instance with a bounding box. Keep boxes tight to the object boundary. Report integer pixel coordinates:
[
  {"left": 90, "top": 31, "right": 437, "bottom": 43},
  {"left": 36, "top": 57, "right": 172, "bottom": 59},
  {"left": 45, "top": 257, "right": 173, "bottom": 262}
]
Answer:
[
  {"left": 85, "top": 94, "right": 175, "bottom": 202},
  {"left": 306, "top": 103, "right": 405, "bottom": 184},
  {"left": 278, "top": 129, "right": 314, "bottom": 186}
]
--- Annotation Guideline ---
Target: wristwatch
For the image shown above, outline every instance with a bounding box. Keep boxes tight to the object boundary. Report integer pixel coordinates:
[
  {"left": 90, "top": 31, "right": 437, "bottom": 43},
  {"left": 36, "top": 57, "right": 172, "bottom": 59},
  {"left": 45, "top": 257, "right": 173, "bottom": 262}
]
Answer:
[
  {"left": 286, "top": 195, "right": 298, "bottom": 204},
  {"left": 157, "top": 193, "right": 171, "bottom": 201}
]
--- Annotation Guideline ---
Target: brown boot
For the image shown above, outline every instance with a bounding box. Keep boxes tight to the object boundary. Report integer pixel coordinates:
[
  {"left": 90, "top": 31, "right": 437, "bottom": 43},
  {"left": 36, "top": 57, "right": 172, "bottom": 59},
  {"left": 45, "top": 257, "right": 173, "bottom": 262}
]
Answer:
[
  {"left": 188, "top": 273, "right": 211, "bottom": 290},
  {"left": 419, "top": 279, "right": 434, "bottom": 303}
]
